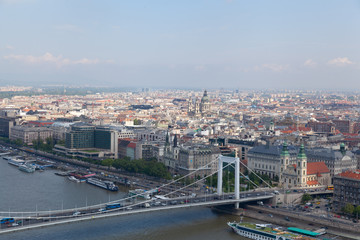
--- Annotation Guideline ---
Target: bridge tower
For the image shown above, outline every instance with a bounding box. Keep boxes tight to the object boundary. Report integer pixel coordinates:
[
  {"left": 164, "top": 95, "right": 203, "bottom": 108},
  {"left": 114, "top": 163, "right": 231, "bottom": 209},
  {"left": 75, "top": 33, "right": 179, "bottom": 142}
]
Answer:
[{"left": 217, "top": 155, "right": 240, "bottom": 208}]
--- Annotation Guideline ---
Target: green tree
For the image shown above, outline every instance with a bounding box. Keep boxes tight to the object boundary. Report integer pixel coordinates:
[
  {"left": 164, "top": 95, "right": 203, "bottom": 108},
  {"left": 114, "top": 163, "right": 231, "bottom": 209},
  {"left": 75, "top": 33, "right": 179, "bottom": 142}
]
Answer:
[
  {"left": 32, "top": 137, "right": 55, "bottom": 152},
  {"left": 353, "top": 205, "right": 360, "bottom": 219},
  {"left": 343, "top": 203, "right": 354, "bottom": 216},
  {"left": 273, "top": 175, "right": 279, "bottom": 182},
  {"left": 12, "top": 139, "right": 24, "bottom": 146},
  {"left": 301, "top": 193, "right": 312, "bottom": 204},
  {"left": 101, "top": 158, "right": 114, "bottom": 169},
  {"left": 110, "top": 158, "right": 171, "bottom": 180}
]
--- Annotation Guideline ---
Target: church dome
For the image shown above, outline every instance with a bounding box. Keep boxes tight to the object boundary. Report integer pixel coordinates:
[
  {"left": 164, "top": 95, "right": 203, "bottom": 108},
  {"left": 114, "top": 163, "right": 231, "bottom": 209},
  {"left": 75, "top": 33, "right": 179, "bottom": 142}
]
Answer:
[{"left": 201, "top": 90, "right": 209, "bottom": 103}]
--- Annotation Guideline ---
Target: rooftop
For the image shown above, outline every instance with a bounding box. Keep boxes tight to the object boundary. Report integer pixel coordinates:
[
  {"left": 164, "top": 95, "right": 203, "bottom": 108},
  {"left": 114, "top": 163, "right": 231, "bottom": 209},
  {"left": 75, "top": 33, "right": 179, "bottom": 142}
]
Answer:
[
  {"left": 307, "top": 162, "right": 329, "bottom": 175},
  {"left": 337, "top": 170, "right": 360, "bottom": 180}
]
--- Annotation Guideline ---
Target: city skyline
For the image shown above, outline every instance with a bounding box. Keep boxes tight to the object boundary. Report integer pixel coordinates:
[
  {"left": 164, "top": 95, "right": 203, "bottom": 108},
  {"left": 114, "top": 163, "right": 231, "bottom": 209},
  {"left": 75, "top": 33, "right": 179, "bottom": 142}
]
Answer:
[{"left": 0, "top": 0, "right": 359, "bottom": 89}]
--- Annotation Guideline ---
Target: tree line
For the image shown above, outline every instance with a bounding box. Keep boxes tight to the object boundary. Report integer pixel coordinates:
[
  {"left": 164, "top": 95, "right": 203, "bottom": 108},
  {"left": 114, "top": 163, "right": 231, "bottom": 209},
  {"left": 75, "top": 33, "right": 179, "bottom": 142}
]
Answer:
[{"left": 99, "top": 157, "right": 171, "bottom": 180}]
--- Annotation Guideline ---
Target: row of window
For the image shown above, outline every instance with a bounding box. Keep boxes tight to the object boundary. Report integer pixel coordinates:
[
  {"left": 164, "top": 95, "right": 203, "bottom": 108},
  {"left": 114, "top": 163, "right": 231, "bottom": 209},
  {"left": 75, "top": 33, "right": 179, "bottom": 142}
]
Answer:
[
  {"left": 254, "top": 163, "right": 276, "bottom": 170},
  {"left": 235, "top": 229, "right": 274, "bottom": 240}
]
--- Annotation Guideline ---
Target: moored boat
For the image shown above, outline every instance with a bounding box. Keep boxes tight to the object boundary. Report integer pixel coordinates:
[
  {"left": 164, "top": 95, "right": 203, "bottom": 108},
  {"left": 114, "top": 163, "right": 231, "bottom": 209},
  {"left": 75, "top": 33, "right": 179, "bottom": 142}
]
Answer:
[
  {"left": 19, "top": 164, "right": 36, "bottom": 173},
  {"left": 86, "top": 178, "right": 118, "bottom": 191},
  {"left": 68, "top": 176, "right": 80, "bottom": 182},
  {"left": 228, "top": 221, "right": 321, "bottom": 240},
  {"left": 7, "top": 158, "right": 25, "bottom": 167}
]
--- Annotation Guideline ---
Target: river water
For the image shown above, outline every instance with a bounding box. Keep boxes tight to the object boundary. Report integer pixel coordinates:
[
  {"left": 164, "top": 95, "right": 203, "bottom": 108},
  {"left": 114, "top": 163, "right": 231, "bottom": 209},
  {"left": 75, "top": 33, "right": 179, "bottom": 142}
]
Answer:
[{"left": 0, "top": 158, "right": 247, "bottom": 240}]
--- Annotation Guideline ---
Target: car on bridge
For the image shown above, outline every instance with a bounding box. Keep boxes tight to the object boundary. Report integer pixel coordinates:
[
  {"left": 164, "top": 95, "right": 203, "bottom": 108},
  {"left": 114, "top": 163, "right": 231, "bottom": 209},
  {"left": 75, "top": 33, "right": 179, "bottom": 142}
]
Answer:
[{"left": 72, "top": 211, "right": 81, "bottom": 216}]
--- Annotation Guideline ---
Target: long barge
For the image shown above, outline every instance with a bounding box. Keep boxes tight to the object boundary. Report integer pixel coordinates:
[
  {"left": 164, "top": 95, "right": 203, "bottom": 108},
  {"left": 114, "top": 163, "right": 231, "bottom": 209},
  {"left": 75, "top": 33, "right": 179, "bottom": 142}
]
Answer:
[
  {"left": 5, "top": 157, "right": 25, "bottom": 167},
  {"left": 86, "top": 177, "right": 118, "bottom": 191},
  {"left": 228, "top": 222, "right": 323, "bottom": 240}
]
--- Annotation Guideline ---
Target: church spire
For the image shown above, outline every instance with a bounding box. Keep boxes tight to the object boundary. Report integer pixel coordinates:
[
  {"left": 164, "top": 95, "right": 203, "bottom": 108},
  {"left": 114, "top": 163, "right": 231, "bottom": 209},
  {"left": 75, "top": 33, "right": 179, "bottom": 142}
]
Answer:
[
  {"left": 281, "top": 141, "right": 290, "bottom": 156},
  {"left": 340, "top": 143, "right": 346, "bottom": 155},
  {"left": 173, "top": 134, "right": 178, "bottom": 148},
  {"left": 165, "top": 131, "right": 170, "bottom": 146},
  {"left": 297, "top": 144, "right": 306, "bottom": 159}
]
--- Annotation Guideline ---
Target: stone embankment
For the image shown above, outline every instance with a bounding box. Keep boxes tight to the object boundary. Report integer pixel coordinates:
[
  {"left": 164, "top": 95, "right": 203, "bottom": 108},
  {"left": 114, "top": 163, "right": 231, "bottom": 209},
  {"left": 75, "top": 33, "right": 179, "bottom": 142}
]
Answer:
[{"left": 244, "top": 205, "right": 359, "bottom": 240}]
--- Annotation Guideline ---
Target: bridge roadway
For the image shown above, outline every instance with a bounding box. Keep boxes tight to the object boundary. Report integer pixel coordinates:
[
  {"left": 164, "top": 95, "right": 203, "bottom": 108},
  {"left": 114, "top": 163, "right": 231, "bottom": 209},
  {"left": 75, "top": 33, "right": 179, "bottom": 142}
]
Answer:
[{"left": 0, "top": 191, "right": 274, "bottom": 234}]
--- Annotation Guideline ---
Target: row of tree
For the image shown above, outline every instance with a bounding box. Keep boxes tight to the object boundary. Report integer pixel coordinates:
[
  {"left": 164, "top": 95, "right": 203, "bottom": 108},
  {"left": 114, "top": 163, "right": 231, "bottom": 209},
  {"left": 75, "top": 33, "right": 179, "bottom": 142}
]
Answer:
[
  {"left": 32, "top": 137, "right": 62, "bottom": 152},
  {"left": 99, "top": 157, "right": 171, "bottom": 180}
]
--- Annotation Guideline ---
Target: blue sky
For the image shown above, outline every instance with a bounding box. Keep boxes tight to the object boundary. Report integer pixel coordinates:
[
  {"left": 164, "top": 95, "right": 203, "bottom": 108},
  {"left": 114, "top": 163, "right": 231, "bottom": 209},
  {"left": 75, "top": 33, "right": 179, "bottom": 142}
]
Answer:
[{"left": 0, "top": 0, "right": 359, "bottom": 89}]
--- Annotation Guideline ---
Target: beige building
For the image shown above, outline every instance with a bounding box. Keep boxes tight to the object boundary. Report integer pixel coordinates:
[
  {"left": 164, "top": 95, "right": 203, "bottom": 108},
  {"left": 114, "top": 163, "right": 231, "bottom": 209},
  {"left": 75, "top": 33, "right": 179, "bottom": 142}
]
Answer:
[
  {"left": 177, "top": 144, "right": 220, "bottom": 177},
  {"left": 10, "top": 125, "right": 53, "bottom": 145}
]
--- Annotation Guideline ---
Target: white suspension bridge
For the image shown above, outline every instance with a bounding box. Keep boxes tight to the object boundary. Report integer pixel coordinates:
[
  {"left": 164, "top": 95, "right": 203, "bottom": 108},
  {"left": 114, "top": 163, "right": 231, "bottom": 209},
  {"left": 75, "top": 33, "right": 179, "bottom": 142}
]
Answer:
[{"left": 0, "top": 155, "right": 276, "bottom": 234}]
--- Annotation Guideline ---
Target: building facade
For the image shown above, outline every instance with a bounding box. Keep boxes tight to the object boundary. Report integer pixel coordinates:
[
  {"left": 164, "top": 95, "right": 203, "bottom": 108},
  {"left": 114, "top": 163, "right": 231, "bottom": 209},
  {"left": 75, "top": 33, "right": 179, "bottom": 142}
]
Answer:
[
  {"left": 177, "top": 145, "right": 220, "bottom": 177},
  {"left": 55, "top": 123, "right": 118, "bottom": 159},
  {"left": 249, "top": 143, "right": 356, "bottom": 179},
  {"left": 0, "top": 116, "right": 20, "bottom": 138},
  {"left": 306, "top": 143, "right": 357, "bottom": 177},
  {"left": 248, "top": 143, "right": 299, "bottom": 179},
  {"left": 280, "top": 144, "right": 331, "bottom": 188},
  {"left": 333, "top": 170, "right": 360, "bottom": 212},
  {"left": 308, "top": 120, "right": 335, "bottom": 134},
  {"left": 10, "top": 125, "right": 53, "bottom": 145},
  {"left": 248, "top": 143, "right": 331, "bottom": 188}
]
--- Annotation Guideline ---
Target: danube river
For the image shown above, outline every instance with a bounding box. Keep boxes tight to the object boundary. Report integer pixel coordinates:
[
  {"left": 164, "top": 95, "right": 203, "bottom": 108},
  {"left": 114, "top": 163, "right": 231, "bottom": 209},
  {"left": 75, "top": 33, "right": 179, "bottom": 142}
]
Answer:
[{"left": 0, "top": 158, "right": 246, "bottom": 240}]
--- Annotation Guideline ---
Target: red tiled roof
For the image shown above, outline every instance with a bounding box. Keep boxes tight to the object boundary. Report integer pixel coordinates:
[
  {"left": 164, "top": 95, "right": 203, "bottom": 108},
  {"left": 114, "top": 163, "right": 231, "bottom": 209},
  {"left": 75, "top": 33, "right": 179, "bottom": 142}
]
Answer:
[
  {"left": 338, "top": 170, "right": 360, "bottom": 180},
  {"left": 307, "top": 162, "right": 329, "bottom": 175},
  {"left": 307, "top": 180, "right": 319, "bottom": 186},
  {"left": 343, "top": 133, "right": 359, "bottom": 137},
  {"left": 127, "top": 143, "right": 136, "bottom": 149}
]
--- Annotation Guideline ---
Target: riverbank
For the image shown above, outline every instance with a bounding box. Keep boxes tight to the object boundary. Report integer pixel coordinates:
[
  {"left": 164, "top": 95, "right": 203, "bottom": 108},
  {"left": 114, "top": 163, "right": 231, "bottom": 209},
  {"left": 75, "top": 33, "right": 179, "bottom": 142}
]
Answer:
[
  {"left": 243, "top": 205, "right": 359, "bottom": 240},
  {"left": 0, "top": 141, "right": 168, "bottom": 188}
]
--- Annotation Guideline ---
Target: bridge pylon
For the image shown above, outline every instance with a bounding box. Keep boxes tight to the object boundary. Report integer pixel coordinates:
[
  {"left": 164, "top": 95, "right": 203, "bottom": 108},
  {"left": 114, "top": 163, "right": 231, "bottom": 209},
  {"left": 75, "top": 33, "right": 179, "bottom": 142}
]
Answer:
[{"left": 217, "top": 155, "right": 240, "bottom": 208}]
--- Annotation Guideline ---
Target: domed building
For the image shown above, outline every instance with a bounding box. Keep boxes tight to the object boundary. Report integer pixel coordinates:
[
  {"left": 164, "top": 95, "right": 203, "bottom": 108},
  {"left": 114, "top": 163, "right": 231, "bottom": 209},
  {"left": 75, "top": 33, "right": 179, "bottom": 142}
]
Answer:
[
  {"left": 188, "top": 90, "right": 211, "bottom": 117},
  {"left": 200, "top": 90, "right": 210, "bottom": 113}
]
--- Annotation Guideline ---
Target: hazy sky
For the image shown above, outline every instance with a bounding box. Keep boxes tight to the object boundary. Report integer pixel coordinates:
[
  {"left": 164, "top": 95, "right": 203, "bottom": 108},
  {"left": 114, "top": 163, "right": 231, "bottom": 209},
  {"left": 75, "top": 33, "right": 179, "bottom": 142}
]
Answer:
[{"left": 0, "top": 0, "right": 359, "bottom": 90}]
